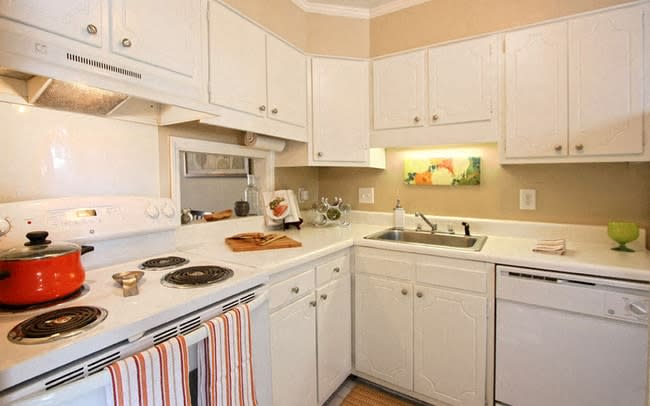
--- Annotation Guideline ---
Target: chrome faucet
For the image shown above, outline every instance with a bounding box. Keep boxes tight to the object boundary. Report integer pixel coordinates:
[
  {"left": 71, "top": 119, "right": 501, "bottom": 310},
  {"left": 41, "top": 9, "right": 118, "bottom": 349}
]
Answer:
[{"left": 414, "top": 212, "right": 437, "bottom": 233}]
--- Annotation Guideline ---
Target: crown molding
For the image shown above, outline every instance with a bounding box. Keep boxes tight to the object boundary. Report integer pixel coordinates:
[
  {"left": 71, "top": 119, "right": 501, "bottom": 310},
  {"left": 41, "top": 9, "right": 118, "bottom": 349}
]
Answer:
[{"left": 292, "top": 0, "right": 431, "bottom": 19}]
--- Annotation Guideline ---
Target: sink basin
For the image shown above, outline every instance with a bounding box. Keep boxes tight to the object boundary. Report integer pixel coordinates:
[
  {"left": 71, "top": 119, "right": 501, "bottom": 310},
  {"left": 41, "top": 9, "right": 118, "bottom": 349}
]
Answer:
[{"left": 364, "top": 228, "right": 487, "bottom": 251}]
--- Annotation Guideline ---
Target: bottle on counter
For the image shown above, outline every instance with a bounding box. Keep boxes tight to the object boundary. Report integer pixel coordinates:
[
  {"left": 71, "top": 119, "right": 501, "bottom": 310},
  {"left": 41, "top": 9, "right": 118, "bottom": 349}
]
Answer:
[
  {"left": 244, "top": 174, "right": 260, "bottom": 215},
  {"left": 393, "top": 199, "right": 405, "bottom": 229}
]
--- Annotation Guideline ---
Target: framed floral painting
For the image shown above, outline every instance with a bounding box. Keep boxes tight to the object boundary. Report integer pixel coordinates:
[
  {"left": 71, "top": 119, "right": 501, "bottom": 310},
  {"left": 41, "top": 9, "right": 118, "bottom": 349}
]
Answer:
[
  {"left": 404, "top": 157, "right": 480, "bottom": 186},
  {"left": 183, "top": 151, "right": 248, "bottom": 177}
]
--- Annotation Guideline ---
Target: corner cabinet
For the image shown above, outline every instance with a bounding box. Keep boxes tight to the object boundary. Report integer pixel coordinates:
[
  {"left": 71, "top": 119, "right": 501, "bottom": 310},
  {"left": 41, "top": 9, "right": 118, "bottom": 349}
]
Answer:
[
  {"left": 502, "top": 4, "right": 648, "bottom": 163},
  {"left": 275, "top": 57, "right": 386, "bottom": 168},
  {"left": 269, "top": 251, "right": 351, "bottom": 406},
  {"left": 371, "top": 36, "right": 498, "bottom": 147},
  {"left": 204, "top": 1, "right": 307, "bottom": 142},
  {"left": 354, "top": 247, "right": 493, "bottom": 406}
]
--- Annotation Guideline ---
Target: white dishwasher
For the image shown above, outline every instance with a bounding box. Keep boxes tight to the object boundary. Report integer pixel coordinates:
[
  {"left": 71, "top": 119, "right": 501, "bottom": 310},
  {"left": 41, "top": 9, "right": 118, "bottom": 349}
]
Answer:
[{"left": 495, "top": 265, "right": 649, "bottom": 406}]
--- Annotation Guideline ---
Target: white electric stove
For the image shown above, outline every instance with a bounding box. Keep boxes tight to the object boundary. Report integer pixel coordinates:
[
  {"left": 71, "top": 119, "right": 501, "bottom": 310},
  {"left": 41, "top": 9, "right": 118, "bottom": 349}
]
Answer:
[{"left": 0, "top": 196, "right": 270, "bottom": 405}]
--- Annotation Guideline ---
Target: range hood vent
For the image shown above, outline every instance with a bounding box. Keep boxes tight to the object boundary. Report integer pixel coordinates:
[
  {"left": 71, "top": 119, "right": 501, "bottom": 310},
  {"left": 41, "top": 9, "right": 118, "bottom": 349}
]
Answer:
[{"left": 65, "top": 52, "right": 142, "bottom": 80}]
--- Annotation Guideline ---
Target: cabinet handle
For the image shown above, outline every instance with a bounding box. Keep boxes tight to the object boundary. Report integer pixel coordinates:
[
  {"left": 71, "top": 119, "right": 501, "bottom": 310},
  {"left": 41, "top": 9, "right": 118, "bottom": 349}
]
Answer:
[
  {"left": 320, "top": 294, "right": 328, "bottom": 300},
  {"left": 259, "top": 105, "right": 266, "bottom": 112},
  {"left": 432, "top": 114, "right": 439, "bottom": 121},
  {"left": 413, "top": 116, "right": 420, "bottom": 123},
  {"left": 271, "top": 108, "right": 278, "bottom": 114},
  {"left": 310, "top": 300, "right": 317, "bottom": 307},
  {"left": 416, "top": 291, "right": 423, "bottom": 298},
  {"left": 575, "top": 144, "right": 584, "bottom": 152},
  {"left": 291, "top": 286, "right": 300, "bottom": 294},
  {"left": 401, "top": 288, "right": 408, "bottom": 296},
  {"left": 121, "top": 38, "right": 132, "bottom": 48},
  {"left": 554, "top": 144, "right": 563, "bottom": 152},
  {"left": 317, "top": 152, "right": 323, "bottom": 157},
  {"left": 86, "top": 24, "right": 98, "bottom": 35},
  {"left": 333, "top": 267, "right": 340, "bottom": 273}
]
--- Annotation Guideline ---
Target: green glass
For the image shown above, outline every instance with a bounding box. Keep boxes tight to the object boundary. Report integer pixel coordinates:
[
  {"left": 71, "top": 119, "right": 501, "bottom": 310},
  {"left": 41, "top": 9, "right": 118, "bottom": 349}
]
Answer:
[{"left": 607, "top": 221, "right": 639, "bottom": 252}]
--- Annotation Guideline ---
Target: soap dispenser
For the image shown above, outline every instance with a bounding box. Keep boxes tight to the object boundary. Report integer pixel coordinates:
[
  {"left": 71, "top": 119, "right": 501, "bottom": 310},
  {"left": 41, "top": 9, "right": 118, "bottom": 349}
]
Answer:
[{"left": 393, "top": 199, "right": 405, "bottom": 230}]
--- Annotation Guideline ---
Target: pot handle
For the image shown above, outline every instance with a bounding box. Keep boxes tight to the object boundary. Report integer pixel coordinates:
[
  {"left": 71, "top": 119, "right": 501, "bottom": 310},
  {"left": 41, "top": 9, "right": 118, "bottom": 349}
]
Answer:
[
  {"left": 81, "top": 245, "right": 95, "bottom": 255},
  {"left": 0, "top": 271, "right": 9, "bottom": 281}
]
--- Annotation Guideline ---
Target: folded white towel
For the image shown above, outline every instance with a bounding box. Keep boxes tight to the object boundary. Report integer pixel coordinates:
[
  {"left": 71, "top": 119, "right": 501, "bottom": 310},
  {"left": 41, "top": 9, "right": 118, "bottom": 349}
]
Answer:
[
  {"left": 197, "top": 304, "right": 257, "bottom": 406},
  {"left": 533, "top": 239, "right": 567, "bottom": 255},
  {"left": 107, "top": 336, "right": 191, "bottom": 406}
]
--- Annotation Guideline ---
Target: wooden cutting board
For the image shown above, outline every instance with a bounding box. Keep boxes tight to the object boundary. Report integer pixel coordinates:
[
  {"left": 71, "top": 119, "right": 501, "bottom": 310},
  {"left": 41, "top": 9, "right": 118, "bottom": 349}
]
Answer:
[{"left": 225, "top": 235, "right": 302, "bottom": 252}]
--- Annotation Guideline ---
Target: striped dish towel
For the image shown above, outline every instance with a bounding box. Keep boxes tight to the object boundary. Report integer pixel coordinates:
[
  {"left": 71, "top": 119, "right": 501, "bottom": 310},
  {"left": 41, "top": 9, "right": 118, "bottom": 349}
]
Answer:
[
  {"left": 197, "top": 304, "right": 257, "bottom": 406},
  {"left": 107, "top": 335, "right": 191, "bottom": 406}
]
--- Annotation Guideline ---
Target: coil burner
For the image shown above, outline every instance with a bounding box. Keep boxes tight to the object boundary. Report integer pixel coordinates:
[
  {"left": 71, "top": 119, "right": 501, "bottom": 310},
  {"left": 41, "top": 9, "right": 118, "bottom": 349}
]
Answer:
[
  {"left": 161, "top": 266, "right": 234, "bottom": 288},
  {"left": 8, "top": 306, "right": 108, "bottom": 345},
  {"left": 138, "top": 256, "right": 189, "bottom": 270}
]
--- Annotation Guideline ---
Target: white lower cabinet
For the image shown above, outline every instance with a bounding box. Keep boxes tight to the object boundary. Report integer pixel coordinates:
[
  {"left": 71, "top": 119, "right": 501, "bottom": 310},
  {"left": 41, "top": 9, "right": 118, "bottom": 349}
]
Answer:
[
  {"left": 269, "top": 252, "right": 351, "bottom": 406},
  {"left": 354, "top": 247, "right": 491, "bottom": 406}
]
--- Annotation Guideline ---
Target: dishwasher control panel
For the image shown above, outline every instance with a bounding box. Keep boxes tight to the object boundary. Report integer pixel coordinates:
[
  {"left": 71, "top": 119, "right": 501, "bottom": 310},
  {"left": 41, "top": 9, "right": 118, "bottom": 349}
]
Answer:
[{"left": 604, "top": 292, "right": 649, "bottom": 323}]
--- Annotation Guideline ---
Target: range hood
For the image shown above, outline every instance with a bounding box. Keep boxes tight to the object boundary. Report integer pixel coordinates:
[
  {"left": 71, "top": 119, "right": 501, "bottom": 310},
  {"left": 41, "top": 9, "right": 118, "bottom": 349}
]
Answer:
[{"left": 0, "top": 67, "right": 214, "bottom": 126}]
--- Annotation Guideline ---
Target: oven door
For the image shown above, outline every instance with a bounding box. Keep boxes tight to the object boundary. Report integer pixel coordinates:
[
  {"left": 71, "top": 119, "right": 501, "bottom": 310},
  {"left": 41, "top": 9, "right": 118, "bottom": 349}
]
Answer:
[{"left": 9, "top": 292, "right": 271, "bottom": 406}]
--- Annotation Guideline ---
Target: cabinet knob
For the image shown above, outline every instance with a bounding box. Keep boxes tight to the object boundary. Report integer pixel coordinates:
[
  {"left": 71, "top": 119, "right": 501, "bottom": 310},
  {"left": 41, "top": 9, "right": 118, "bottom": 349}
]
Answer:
[
  {"left": 575, "top": 144, "right": 584, "bottom": 152},
  {"left": 416, "top": 291, "right": 423, "bottom": 298},
  {"left": 320, "top": 294, "right": 328, "bottom": 300},
  {"left": 401, "top": 288, "right": 408, "bottom": 296},
  {"left": 259, "top": 105, "right": 266, "bottom": 112},
  {"left": 317, "top": 152, "right": 323, "bottom": 157},
  {"left": 554, "top": 144, "right": 563, "bottom": 152},
  {"left": 432, "top": 114, "right": 439, "bottom": 121},
  {"left": 310, "top": 300, "right": 317, "bottom": 307},
  {"left": 413, "top": 116, "right": 420, "bottom": 123},
  {"left": 333, "top": 267, "right": 340, "bottom": 273},
  {"left": 86, "top": 24, "right": 98, "bottom": 35},
  {"left": 121, "top": 38, "right": 132, "bottom": 48},
  {"left": 291, "top": 286, "right": 300, "bottom": 294},
  {"left": 271, "top": 108, "right": 278, "bottom": 114}
]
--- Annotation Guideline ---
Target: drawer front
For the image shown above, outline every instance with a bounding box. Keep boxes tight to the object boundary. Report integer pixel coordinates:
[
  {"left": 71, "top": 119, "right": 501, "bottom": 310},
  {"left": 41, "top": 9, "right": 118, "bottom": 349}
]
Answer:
[
  {"left": 415, "top": 256, "right": 489, "bottom": 293},
  {"left": 316, "top": 254, "right": 349, "bottom": 286},
  {"left": 354, "top": 247, "right": 414, "bottom": 280},
  {"left": 270, "top": 268, "right": 316, "bottom": 310}
]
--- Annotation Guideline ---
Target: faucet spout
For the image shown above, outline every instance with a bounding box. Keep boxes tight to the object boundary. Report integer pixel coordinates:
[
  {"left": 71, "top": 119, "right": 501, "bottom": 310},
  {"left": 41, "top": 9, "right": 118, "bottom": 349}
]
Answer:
[{"left": 414, "top": 211, "right": 437, "bottom": 233}]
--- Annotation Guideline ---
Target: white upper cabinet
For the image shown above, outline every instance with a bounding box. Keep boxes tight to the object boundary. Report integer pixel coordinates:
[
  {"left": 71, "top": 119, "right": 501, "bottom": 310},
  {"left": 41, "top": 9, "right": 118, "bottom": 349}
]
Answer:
[
  {"left": 504, "top": 22, "right": 568, "bottom": 159},
  {"left": 373, "top": 50, "right": 426, "bottom": 130},
  {"left": 312, "top": 57, "right": 369, "bottom": 163},
  {"left": 0, "top": 0, "right": 102, "bottom": 47},
  {"left": 266, "top": 35, "right": 307, "bottom": 127},
  {"left": 208, "top": 1, "right": 266, "bottom": 117},
  {"left": 111, "top": 0, "right": 201, "bottom": 77},
  {"left": 428, "top": 36, "right": 495, "bottom": 126},
  {"left": 568, "top": 6, "right": 643, "bottom": 156}
]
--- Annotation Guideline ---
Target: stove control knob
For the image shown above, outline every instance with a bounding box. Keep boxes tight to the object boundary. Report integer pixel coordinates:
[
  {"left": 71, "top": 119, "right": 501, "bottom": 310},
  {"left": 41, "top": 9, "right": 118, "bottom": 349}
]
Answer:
[
  {"left": 161, "top": 203, "right": 175, "bottom": 218},
  {"left": 0, "top": 217, "right": 11, "bottom": 236},
  {"left": 145, "top": 204, "right": 160, "bottom": 219}
]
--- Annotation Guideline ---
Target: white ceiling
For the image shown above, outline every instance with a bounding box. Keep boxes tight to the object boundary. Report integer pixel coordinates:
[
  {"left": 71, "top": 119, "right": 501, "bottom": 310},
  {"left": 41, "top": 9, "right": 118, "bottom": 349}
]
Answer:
[{"left": 304, "top": 0, "right": 396, "bottom": 8}]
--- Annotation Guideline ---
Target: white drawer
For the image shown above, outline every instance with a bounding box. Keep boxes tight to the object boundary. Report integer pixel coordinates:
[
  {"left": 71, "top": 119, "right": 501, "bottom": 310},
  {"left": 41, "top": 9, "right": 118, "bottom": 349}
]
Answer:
[
  {"left": 269, "top": 268, "right": 315, "bottom": 310},
  {"left": 316, "top": 254, "right": 349, "bottom": 286},
  {"left": 415, "top": 255, "right": 490, "bottom": 293}
]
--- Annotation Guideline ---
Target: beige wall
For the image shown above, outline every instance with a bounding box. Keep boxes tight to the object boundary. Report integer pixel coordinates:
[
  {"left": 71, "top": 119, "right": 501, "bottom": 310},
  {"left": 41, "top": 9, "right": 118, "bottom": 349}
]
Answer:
[
  {"left": 318, "top": 145, "right": 650, "bottom": 243},
  {"left": 275, "top": 167, "right": 320, "bottom": 210},
  {"left": 371, "top": 0, "right": 636, "bottom": 56}
]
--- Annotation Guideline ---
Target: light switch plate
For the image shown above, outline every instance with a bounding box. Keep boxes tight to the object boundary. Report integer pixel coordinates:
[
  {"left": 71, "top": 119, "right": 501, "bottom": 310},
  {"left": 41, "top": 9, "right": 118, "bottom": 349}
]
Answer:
[
  {"left": 358, "top": 187, "right": 375, "bottom": 204},
  {"left": 520, "top": 189, "right": 536, "bottom": 210}
]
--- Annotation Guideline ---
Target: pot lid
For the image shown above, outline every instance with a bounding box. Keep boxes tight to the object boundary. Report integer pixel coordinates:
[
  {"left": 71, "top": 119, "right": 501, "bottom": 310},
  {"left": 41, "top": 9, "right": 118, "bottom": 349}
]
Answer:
[{"left": 0, "top": 231, "right": 81, "bottom": 261}]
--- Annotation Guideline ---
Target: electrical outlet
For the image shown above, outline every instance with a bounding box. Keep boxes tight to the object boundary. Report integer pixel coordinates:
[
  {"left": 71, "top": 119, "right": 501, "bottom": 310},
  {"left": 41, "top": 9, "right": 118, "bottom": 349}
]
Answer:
[
  {"left": 358, "top": 187, "right": 375, "bottom": 204},
  {"left": 519, "top": 189, "right": 536, "bottom": 210},
  {"left": 298, "top": 187, "right": 309, "bottom": 203}
]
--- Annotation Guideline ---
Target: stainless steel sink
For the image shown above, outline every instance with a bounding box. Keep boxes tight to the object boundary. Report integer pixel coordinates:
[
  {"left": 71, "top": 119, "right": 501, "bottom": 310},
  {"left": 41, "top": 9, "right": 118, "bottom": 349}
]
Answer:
[{"left": 364, "top": 228, "right": 487, "bottom": 251}]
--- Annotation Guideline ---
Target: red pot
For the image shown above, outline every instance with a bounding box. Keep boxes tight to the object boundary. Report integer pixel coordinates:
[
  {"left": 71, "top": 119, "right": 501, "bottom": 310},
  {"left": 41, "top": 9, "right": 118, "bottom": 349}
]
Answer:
[{"left": 0, "top": 231, "right": 94, "bottom": 305}]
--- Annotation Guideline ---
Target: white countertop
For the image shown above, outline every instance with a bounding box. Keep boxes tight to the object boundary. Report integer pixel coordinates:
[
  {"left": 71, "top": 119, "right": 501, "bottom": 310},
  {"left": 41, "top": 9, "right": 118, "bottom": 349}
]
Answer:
[{"left": 176, "top": 213, "right": 650, "bottom": 282}]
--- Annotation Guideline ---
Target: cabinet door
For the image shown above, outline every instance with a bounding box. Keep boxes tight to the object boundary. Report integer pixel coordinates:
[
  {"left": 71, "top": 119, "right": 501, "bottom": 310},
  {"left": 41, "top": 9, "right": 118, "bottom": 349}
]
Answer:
[
  {"left": 414, "top": 285, "right": 486, "bottom": 406},
  {"left": 355, "top": 274, "right": 413, "bottom": 390},
  {"left": 111, "top": 0, "right": 200, "bottom": 77},
  {"left": 504, "top": 22, "right": 568, "bottom": 158},
  {"left": 317, "top": 275, "right": 352, "bottom": 404},
  {"left": 0, "top": 0, "right": 102, "bottom": 46},
  {"left": 312, "top": 58, "right": 369, "bottom": 163},
  {"left": 208, "top": 2, "right": 267, "bottom": 116},
  {"left": 428, "top": 36, "right": 495, "bottom": 126},
  {"left": 373, "top": 50, "right": 426, "bottom": 130},
  {"left": 267, "top": 35, "right": 307, "bottom": 127},
  {"left": 270, "top": 294, "right": 318, "bottom": 406},
  {"left": 568, "top": 6, "right": 643, "bottom": 156}
]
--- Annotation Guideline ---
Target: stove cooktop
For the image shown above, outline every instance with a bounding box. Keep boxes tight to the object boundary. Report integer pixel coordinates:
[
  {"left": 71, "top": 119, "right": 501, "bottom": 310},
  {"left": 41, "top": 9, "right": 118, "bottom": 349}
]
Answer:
[{"left": 0, "top": 250, "right": 266, "bottom": 393}]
